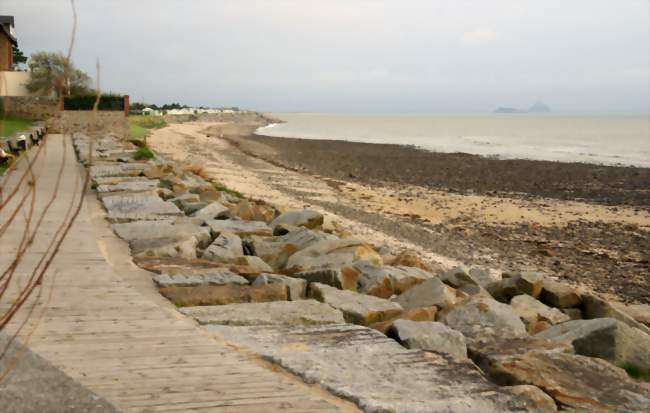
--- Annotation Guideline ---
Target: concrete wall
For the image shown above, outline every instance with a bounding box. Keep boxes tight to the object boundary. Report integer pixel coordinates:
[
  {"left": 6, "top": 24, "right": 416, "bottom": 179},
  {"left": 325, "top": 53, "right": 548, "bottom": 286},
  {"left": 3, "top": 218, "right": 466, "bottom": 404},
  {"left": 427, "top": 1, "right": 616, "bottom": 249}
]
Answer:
[
  {"left": 0, "top": 95, "right": 59, "bottom": 120},
  {"left": 0, "top": 71, "right": 33, "bottom": 96},
  {"left": 55, "top": 111, "right": 129, "bottom": 136}
]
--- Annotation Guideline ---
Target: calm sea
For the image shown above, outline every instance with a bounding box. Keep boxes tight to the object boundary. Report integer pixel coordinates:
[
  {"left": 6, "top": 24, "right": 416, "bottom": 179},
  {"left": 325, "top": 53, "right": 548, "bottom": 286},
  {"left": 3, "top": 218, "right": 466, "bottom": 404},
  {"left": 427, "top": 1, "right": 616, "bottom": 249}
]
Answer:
[{"left": 256, "top": 113, "right": 650, "bottom": 168}]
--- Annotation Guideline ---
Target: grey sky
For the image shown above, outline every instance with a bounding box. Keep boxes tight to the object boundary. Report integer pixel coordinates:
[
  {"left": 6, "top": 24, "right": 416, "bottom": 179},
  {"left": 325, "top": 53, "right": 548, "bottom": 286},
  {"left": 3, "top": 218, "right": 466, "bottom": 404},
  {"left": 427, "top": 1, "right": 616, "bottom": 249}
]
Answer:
[{"left": 3, "top": 0, "right": 649, "bottom": 112}]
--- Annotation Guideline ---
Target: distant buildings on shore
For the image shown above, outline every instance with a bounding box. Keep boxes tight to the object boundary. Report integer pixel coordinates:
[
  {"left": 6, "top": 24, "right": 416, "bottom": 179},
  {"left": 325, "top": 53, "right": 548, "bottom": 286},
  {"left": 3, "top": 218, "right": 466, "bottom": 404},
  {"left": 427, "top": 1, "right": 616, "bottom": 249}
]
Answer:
[
  {"left": 140, "top": 107, "right": 241, "bottom": 116},
  {"left": 494, "top": 101, "right": 551, "bottom": 114}
]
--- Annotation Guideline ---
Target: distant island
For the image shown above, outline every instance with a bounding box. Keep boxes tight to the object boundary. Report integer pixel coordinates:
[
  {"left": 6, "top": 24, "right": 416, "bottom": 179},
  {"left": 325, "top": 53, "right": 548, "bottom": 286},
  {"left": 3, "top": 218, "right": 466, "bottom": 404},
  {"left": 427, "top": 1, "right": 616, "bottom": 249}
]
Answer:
[{"left": 494, "top": 101, "right": 551, "bottom": 113}]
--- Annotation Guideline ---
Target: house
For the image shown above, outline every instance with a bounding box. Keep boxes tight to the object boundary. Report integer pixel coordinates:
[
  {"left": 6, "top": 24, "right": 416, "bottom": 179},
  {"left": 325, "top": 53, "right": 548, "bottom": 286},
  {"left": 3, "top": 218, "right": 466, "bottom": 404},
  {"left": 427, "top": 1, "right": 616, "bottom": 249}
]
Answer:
[
  {"left": 0, "top": 16, "right": 17, "bottom": 71},
  {"left": 141, "top": 107, "right": 161, "bottom": 116}
]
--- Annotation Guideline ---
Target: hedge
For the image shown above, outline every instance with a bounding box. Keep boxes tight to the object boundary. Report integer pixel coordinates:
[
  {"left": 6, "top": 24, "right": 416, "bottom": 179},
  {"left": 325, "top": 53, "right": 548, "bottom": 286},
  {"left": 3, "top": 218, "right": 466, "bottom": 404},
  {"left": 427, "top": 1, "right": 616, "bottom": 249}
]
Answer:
[{"left": 64, "top": 94, "right": 125, "bottom": 111}]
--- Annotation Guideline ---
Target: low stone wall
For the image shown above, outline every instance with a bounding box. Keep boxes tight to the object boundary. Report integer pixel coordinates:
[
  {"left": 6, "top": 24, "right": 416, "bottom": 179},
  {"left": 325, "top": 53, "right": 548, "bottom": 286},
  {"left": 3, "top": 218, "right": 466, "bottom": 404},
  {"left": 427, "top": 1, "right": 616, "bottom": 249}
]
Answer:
[
  {"left": 0, "top": 96, "right": 59, "bottom": 120},
  {"left": 53, "top": 111, "right": 129, "bottom": 136}
]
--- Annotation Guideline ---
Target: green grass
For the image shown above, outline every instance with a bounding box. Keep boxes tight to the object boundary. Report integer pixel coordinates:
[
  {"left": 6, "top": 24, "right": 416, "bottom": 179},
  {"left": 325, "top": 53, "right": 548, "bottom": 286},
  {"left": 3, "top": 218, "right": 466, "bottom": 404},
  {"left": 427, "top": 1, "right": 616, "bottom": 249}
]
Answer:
[
  {"left": 0, "top": 118, "right": 33, "bottom": 137},
  {"left": 213, "top": 182, "right": 242, "bottom": 198},
  {"left": 133, "top": 146, "right": 155, "bottom": 161},
  {"left": 128, "top": 115, "right": 166, "bottom": 139},
  {"left": 620, "top": 362, "right": 650, "bottom": 381}
]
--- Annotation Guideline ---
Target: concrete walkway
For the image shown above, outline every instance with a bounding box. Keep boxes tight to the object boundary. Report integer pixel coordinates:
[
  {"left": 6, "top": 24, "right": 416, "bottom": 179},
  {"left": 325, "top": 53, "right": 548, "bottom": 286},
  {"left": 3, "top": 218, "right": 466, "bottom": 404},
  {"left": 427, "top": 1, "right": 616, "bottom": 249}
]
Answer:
[{"left": 0, "top": 134, "right": 358, "bottom": 412}]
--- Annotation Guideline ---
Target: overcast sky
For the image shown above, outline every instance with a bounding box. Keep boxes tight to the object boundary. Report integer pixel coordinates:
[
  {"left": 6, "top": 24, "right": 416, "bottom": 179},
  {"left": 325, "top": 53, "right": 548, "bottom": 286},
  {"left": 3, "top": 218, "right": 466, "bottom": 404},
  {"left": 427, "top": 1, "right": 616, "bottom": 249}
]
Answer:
[{"left": 3, "top": 0, "right": 649, "bottom": 112}]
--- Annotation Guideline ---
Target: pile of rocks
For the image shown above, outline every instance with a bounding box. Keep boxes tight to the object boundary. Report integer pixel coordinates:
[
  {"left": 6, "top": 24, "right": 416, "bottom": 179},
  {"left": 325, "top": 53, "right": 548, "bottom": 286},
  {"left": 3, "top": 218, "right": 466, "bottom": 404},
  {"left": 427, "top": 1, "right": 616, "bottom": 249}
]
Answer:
[{"left": 74, "top": 132, "right": 650, "bottom": 413}]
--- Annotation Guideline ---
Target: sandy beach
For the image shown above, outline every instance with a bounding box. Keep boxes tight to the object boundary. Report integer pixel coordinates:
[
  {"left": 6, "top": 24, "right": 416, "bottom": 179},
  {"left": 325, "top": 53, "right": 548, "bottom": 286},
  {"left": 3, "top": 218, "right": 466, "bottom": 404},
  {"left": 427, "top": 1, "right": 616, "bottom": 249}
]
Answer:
[{"left": 148, "top": 120, "right": 650, "bottom": 304}]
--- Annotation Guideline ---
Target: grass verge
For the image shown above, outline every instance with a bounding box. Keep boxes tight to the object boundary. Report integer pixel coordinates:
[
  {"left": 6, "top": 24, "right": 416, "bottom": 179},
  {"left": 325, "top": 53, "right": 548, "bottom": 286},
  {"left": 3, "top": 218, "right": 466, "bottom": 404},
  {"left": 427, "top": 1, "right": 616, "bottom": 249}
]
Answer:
[
  {"left": 128, "top": 115, "right": 166, "bottom": 140},
  {"left": 0, "top": 118, "right": 33, "bottom": 137}
]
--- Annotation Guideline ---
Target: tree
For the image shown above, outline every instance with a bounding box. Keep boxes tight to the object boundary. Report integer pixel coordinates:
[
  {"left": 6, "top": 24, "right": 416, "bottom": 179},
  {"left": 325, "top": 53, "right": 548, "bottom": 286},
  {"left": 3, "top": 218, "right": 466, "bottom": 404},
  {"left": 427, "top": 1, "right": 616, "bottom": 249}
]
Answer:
[
  {"left": 25, "top": 51, "right": 92, "bottom": 97},
  {"left": 12, "top": 45, "right": 27, "bottom": 69}
]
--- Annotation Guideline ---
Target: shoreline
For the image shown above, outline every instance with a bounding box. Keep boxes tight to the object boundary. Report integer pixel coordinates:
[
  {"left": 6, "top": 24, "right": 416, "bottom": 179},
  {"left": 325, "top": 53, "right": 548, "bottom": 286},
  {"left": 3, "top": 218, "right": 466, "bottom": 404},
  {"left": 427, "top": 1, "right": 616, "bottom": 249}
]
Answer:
[{"left": 247, "top": 132, "right": 650, "bottom": 209}]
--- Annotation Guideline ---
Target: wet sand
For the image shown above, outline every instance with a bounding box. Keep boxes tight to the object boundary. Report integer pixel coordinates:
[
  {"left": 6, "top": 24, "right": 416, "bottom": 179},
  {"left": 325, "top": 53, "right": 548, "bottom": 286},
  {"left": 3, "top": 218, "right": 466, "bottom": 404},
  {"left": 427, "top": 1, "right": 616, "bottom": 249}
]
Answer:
[{"left": 149, "top": 121, "right": 650, "bottom": 304}]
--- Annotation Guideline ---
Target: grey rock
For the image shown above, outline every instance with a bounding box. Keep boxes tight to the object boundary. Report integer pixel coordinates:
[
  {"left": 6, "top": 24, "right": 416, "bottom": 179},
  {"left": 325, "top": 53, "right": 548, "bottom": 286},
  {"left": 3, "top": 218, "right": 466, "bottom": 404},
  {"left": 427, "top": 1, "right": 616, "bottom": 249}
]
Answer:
[
  {"left": 130, "top": 236, "right": 201, "bottom": 260},
  {"left": 191, "top": 201, "right": 230, "bottom": 221},
  {"left": 203, "top": 232, "right": 244, "bottom": 262},
  {"left": 383, "top": 265, "right": 436, "bottom": 295},
  {"left": 354, "top": 262, "right": 395, "bottom": 298},
  {"left": 112, "top": 219, "right": 211, "bottom": 247},
  {"left": 309, "top": 282, "right": 403, "bottom": 326},
  {"left": 389, "top": 320, "right": 468, "bottom": 359},
  {"left": 90, "top": 162, "right": 146, "bottom": 178},
  {"left": 441, "top": 266, "right": 484, "bottom": 295},
  {"left": 536, "top": 318, "right": 650, "bottom": 372},
  {"left": 205, "top": 323, "right": 543, "bottom": 413},
  {"left": 153, "top": 271, "right": 248, "bottom": 287},
  {"left": 613, "top": 302, "right": 650, "bottom": 328},
  {"left": 102, "top": 192, "right": 183, "bottom": 222},
  {"left": 582, "top": 294, "right": 650, "bottom": 335},
  {"left": 270, "top": 209, "right": 324, "bottom": 230},
  {"left": 0, "top": 332, "right": 119, "bottom": 413},
  {"left": 393, "top": 277, "right": 459, "bottom": 311},
  {"left": 502, "top": 385, "right": 557, "bottom": 413},
  {"left": 180, "top": 299, "right": 345, "bottom": 326},
  {"left": 560, "top": 308, "right": 583, "bottom": 320},
  {"left": 439, "top": 295, "right": 528, "bottom": 340},
  {"left": 253, "top": 273, "right": 307, "bottom": 300},
  {"left": 96, "top": 179, "right": 159, "bottom": 194},
  {"left": 206, "top": 219, "right": 272, "bottom": 237}
]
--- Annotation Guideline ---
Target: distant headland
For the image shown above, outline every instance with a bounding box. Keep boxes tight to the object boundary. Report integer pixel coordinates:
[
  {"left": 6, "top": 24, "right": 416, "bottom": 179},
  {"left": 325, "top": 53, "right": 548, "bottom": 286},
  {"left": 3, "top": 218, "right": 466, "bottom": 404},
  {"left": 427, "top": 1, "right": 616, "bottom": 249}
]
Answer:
[{"left": 494, "top": 101, "right": 551, "bottom": 113}]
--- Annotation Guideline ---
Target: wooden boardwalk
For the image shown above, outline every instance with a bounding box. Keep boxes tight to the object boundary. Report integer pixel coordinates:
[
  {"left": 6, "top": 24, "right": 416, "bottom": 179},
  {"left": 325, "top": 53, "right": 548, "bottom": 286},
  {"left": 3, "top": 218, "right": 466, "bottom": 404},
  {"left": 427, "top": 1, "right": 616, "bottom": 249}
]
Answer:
[{"left": 0, "top": 134, "right": 357, "bottom": 412}]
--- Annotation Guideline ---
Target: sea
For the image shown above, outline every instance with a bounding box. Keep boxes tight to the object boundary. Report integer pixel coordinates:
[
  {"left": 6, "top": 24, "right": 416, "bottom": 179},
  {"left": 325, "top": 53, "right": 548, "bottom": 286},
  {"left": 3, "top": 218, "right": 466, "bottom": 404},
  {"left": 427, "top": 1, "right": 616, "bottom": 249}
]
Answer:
[{"left": 256, "top": 113, "right": 650, "bottom": 168}]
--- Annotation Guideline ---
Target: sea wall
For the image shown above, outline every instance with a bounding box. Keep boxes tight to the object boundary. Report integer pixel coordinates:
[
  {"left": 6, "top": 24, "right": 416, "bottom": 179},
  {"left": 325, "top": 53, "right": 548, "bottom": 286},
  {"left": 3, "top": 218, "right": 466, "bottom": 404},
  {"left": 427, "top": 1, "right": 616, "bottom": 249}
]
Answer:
[
  {"left": 53, "top": 111, "right": 129, "bottom": 136},
  {"left": 0, "top": 96, "right": 59, "bottom": 120}
]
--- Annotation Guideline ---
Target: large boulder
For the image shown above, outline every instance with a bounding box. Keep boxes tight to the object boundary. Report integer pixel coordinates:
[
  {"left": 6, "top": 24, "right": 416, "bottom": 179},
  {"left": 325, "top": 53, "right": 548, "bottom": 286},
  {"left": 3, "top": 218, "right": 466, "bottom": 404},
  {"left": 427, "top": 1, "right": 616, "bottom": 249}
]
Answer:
[
  {"left": 180, "top": 300, "right": 345, "bottom": 326},
  {"left": 438, "top": 295, "right": 528, "bottom": 340},
  {"left": 159, "top": 284, "right": 288, "bottom": 307},
  {"left": 352, "top": 262, "right": 394, "bottom": 298},
  {"left": 102, "top": 192, "right": 183, "bottom": 222},
  {"left": 205, "top": 219, "right": 272, "bottom": 237},
  {"left": 252, "top": 273, "right": 307, "bottom": 301},
  {"left": 536, "top": 318, "right": 650, "bottom": 373},
  {"left": 389, "top": 320, "right": 467, "bottom": 359},
  {"left": 270, "top": 209, "right": 324, "bottom": 231},
  {"left": 510, "top": 294, "right": 570, "bottom": 331},
  {"left": 284, "top": 239, "right": 382, "bottom": 274},
  {"left": 613, "top": 302, "right": 650, "bottom": 328},
  {"left": 202, "top": 232, "right": 243, "bottom": 262},
  {"left": 392, "top": 277, "right": 461, "bottom": 311},
  {"left": 96, "top": 178, "right": 159, "bottom": 194},
  {"left": 227, "top": 256, "right": 273, "bottom": 279},
  {"left": 152, "top": 270, "right": 248, "bottom": 287},
  {"left": 486, "top": 350, "right": 650, "bottom": 412},
  {"left": 539, "top": 279, "right": 581, "bottom": 308},
  {"left": 502, "top": 385, "right": 557, "bottom": 413},
  {"left": 309, "top": 283, "right": 403, "bottom": 326},
  {"left": 206, "top": 323, "right": 547, "bottom": 413}
]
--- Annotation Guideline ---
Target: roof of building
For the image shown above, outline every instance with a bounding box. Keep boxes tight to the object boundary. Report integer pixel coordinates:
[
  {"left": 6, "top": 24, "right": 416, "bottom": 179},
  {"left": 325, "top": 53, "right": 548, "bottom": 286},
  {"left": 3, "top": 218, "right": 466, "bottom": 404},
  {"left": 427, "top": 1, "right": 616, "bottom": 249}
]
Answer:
[{"left": 0, "top": 15, "right": 17, "bottom": 46}]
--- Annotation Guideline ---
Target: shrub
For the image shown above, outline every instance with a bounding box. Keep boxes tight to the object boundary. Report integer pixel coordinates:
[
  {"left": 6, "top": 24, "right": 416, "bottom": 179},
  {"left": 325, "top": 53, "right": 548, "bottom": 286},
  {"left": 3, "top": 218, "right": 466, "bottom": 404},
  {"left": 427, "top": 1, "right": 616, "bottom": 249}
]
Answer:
[{"left": 133, "top": 146, "right": 155, "bottom": 161}]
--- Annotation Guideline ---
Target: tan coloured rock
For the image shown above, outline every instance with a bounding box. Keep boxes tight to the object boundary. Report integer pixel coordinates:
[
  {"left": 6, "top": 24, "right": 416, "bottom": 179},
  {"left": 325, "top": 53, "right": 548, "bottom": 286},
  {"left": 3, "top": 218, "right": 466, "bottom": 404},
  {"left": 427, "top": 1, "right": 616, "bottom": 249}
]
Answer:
[
  {"left": 252, "top": 274, "right": 307, "bottom": 301},
  {"left": 231, "top": 199, "right": 277, "bottom": 223},
  {"left": 582, "top": 294, "right": 650, "bottom": 335},
  {"left": 270, "top": 209, "right": 324, "bottom": 230},
  {"left": 383, "top": 265, "right": 435, "bottom": 295},
  {"left": 488, "top": 351, "right": 650, "bottom": 412},
  {"left": 292, "top": 267, "right": 360, "bottom": 291},
  {"left": 502, "top": 385, "right": 557, "bottom": 413},
  {"left": 369, "top": 307, "right": 438, "bottom": 334},
  {"left": 389, "top": 250, "right": 432, "bottom": 271},
  {"left": 487, "top": 271, "right": 545, "bottom": 301},
  {"left": 539, "top": 279, "right": 581, "bottom": 308},
  {"left": 159, "top": 284, "right": 288, "bottom": 307},
  {"left": 510, "top": 294, "right": 570, "bottom": 330},
  {"left": 284, "top": 239, "right": 382, "bottom": 274}
]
